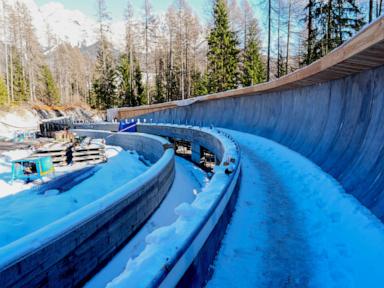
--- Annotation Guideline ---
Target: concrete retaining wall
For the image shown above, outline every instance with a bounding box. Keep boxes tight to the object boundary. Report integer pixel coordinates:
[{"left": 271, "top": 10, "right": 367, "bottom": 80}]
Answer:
[
  {"left": 135, "top": 65, "right": 384, "bottom": 222},
  {"left": 137, "top": 124, "right": 226, "bottom": 163},
  {"left": 0, "top": 131, "right": 175, "bottom": 288},
  {"left": 110, "top": 125, "right": 241, "bottom": 288}
]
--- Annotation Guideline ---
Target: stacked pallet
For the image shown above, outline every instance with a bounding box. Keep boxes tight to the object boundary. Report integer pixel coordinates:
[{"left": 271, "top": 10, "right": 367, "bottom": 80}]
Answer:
[
  {"left": 54, "top": 130, "right": 75, "bottom": 143},
  {"left": 72, "top": 138, "right": 106, "bottom": 165},
  {"left": 33, "top": 142, "right": 72, "bottom": 166}
]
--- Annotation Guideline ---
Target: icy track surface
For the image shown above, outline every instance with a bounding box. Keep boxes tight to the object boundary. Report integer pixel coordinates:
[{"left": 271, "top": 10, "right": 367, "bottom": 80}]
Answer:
[
  {"left": 85, "top": 156, "right": 207, "bottom": 288},
  {"left": 208, "top": 130, "right": 384, "bottom": 288},
  {"left": 0, "top": 147, "right": 149, "bottom": 248}
]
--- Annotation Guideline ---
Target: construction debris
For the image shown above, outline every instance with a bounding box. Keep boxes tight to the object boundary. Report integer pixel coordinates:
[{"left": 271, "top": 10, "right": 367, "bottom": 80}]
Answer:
[
  {"left": 33, "top": 142, "right": 73, "bottom": 167},
  {"left": 72, "top": 137, "right": 106, "bottom": 165}
]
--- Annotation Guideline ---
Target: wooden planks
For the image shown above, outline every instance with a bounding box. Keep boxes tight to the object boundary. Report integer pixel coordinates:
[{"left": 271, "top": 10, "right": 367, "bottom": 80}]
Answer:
[{"left": 72, "top": 139, "right": 106, "bottom": 165}]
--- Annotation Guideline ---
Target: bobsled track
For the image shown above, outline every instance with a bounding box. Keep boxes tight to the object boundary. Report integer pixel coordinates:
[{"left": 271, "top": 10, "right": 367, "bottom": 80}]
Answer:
[{"left": 1, "top": 16, "right": 384, "bottom": 288}]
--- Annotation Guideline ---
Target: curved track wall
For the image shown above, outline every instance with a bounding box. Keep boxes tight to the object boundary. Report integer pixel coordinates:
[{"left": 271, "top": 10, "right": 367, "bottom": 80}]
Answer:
[
  {"left": 131, "top": 63, "right": 384, "bottom": 221},
  {"left": 0, "top": 131, "right": 175, "bottom": 288},
  {"left": 105, "top": 125, "right": 241, "bottom": 288}
]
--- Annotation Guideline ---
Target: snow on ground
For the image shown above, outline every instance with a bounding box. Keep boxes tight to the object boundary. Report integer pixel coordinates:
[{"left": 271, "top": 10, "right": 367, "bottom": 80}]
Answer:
[
  {"left": 85, "top": 156, "right": 207, "bottom": 288},
  {"left": 106, "top": 126, "right": 239, "bottom": 288},
  {"left": 0, "top": 146, "right": 148, "bottom": 248},
  {"left": 0, "top": 109, "right": 40, "bottom": 140},
  {"left": 0, "top": 145, "right": 122, "bottom": 199},
  {"left": 208, "top": 129, "right": 384, "bottom": 288},
  {"left": 0, "top": 149, "right": 35, "bottom": 198}
]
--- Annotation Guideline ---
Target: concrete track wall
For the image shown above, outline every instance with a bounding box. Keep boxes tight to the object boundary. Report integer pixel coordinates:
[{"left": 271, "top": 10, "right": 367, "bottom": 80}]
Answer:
[
  {"left": 0, "top": 132, "right": 175, "bottom": 288},
  {"left": 136, "top": 65, "right": 384, "bottom": 221},
  {"left": 108, "top": 125, "right": 241, "bottom": 288}
]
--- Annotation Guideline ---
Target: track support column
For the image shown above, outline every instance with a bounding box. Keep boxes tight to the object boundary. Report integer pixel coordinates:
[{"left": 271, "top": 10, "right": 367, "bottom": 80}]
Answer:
[{"left": 191, "top": 142, "right": 201, "bottom": 164}]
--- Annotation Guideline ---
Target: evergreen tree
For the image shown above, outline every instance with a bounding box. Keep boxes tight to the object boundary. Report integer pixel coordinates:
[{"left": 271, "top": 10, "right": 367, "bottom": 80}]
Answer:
[
  {"left": 166, "top": 62, "right": 180, "bottom": 101},
  {"left": 117, "top": 53, "right": 133, "bottom": 107},
  {"left": 92, "top": 38, "right": 117, "bottom": 109},
  {"left": 304, "top": 0, "right": 364, "bottom": 64},
  {"left": 192, "top": 71, "right": 209, "bottom": 96},
  {"left": 0, "top": 77, "right": 8, "bottom": 105},
  {"left": 241, "top": 19, "right": 265, "bottom": 86},
  {"left": 303, "top": 0, "right": 319, "bottom": 65},
  {"left": 155, "top": 58, "right": 166, "bottom": 103},
  {"left": 207, "top": 0, "right": 240, "bottom": 93},
  {"left": 41, "top": 65, "right": 60, "bottom": 104},
  {"left": 275, "top": 52, "right": 287, "bottom": 78},
  {"left": 11, "top": 50, "right": 29, "bottom": 104},
  {"left": 134, "top": 61, "right": 145, "bottom": 105}
]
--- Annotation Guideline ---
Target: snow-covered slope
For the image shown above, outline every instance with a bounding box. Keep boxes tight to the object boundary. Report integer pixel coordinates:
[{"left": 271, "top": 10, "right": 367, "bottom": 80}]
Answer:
[
  {"left": 40, "top": 2, "right": 97, "bottom": 47},
  {"left": 3, "top": 0, "right": 125, "bottom": 49}
]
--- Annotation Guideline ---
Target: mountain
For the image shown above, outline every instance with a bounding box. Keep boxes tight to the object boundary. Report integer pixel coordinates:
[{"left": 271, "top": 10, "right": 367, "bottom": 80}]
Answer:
[
  {"left": 3, "top": 0, "right": 125, "bottom": 50},
  {"left": 40, "top": 2, "right": 98, "bottom": 47}
]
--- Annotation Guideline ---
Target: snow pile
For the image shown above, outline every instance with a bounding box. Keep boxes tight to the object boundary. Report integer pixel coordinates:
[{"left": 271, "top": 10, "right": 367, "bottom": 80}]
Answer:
[
  {"left": 208, "top": 129, "right": 384, "bottom": 288},
  {"left": 0, "top": 109, "right": 40, "bottom": 140},
  {"left": 0, "top": 149, "right": 35, "bottom": 198},
  {"left": 0, "top": 148, "right": 148, "bottom": 248},
  {"left": 106, "top": 125, "right": 239, "bottom": 288}
]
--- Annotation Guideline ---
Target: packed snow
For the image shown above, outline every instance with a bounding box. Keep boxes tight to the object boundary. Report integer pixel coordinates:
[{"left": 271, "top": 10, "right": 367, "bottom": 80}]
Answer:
[
  {"left": 0, "top": 146, "right": 149, "bottom": 248},
  {"left": 207, "top": 129, "right": 384, "bottom": 288},
  {"left": 85, "top": 156, "right": 208, "bottom": 288},
  {"left": 106, "top": 125, "right": 239, "bottom": 288},
  {"left": 0, "top": 149, "right": 35, "bottom": 198}
]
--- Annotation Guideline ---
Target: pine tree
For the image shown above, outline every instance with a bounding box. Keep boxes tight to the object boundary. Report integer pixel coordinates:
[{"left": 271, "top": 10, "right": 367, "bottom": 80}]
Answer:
[
  {"left": 304, "top": 0, "right": 365, "bottom": 64},
  {"left": 207, "top": 0, "right": 240, "bottom": 93},
  {"left": 192, "top": 71, "right": 209, "bottom": 96},
  {"left": 303, "top": 0, "right": 318, "bottom": 65},
  {"left": 134, "top": 61, "right": 145, "bottom": 105},
  {"left": 155, "top": 58, "right": 166, "bottom": 103},
  {"left": 241, "top": 19, "right": 265, "bottom": 86},
  {"left": 11, "top": 50, "right": 29, "bottom": 104},
  {"left": 91, "top": 0, "right": 117, "bottom": 110},
  {"left": 0, "top": 76, "right": 8, "bottom": 105},
  {"left": 117, "top": 53, "right": 133, "bottom": 107},
  {"left": 41, "top": 65, "right": 60, "bottom": 105},
  {"left": 275, "top": 52, "right": 287, "bottom": 78},
  {"left": 92, "top": 38, "right": 117, "bottom": 110}
]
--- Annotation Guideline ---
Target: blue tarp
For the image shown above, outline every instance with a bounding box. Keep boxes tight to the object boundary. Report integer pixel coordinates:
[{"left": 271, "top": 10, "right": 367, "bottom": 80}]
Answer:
[{"left": 118, "top": 120, "right": 137, "bottom": 132}]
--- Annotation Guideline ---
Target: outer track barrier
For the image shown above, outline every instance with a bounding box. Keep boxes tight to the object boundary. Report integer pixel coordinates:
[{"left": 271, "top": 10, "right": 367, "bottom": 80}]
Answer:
[{"left": 0, "top": 130, "right": 175, "bottom": 288}]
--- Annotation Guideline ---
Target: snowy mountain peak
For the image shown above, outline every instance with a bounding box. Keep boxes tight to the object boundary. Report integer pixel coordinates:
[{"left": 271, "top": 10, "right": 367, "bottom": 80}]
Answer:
[{"left": 4, "top": 0, "right": 125, "bottom": 50}]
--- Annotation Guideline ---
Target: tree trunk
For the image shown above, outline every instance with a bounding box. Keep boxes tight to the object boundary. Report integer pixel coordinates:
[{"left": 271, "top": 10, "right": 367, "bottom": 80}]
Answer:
[
  {"left": 307, "top": 0, "right": 314, "bottom": 65},
  {"left": 369, "top": 0, "right": 373, "bottom": 22},
  {"left": 277, "top": 0, "right": 281, "bottom": 78},
  {"left": 286, "top": 0, "right": 291, "bottom": 74},
  {"left": 267, "top": 0, "right": 271, "bottom": 81}
]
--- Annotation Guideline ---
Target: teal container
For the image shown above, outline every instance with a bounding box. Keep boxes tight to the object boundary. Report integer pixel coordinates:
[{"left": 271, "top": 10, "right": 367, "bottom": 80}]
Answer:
[{"left": 12, "top": 157, "right": 55, "bottom": 182}]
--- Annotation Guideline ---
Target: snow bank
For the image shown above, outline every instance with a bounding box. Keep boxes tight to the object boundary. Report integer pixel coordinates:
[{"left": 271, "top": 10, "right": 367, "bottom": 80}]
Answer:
[
  {"left": 0, "top": 146, "right": 121, "bottom": 200},
  {"left": 0, "top": 109, "right": 40, "bottom": 140},
  {"left": 0, "top": 137, "right": 173, "bottom": 272},
  {"left": 0, "top": 149, "right": 35, "bottom": 198},
  {"left": 107, "top": 125, "right": 240, "bottom": 288},
  {"left": 0, "top": 148, "right": 148, "bottom": 248}
]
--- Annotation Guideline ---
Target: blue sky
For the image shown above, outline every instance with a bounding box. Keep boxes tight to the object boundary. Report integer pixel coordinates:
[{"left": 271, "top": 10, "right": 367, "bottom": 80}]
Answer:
[{"left": 35, "top": 0, "right": 210, "bottom": 21}]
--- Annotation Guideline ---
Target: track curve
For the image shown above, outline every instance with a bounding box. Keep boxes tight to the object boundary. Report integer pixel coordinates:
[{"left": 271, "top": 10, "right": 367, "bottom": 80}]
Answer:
[
  {"left": 111, "top": 17, "right": 384, "bottom": 221},
  {"left": 207, "top": 130, "right": 384, "bottom": 287}
]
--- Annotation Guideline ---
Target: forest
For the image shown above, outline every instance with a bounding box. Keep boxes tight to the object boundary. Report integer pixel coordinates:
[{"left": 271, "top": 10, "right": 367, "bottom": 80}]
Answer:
[{"left": 0, "top": 0, "right": 382, "bottom": 110}]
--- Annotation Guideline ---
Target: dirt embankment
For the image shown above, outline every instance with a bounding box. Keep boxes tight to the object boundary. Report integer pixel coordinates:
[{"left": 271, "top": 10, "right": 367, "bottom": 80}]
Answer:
[{"left": 0, "top": 104, "right": 102, "bottom": 140}]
